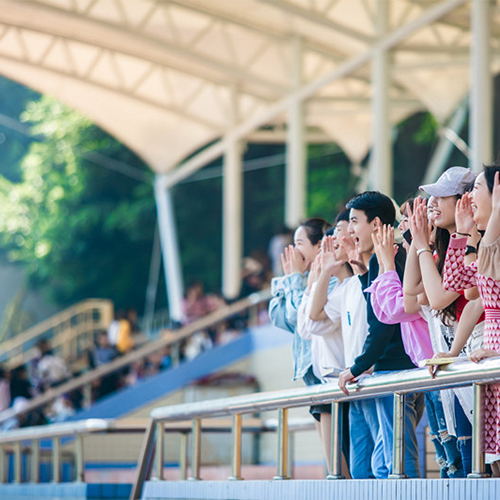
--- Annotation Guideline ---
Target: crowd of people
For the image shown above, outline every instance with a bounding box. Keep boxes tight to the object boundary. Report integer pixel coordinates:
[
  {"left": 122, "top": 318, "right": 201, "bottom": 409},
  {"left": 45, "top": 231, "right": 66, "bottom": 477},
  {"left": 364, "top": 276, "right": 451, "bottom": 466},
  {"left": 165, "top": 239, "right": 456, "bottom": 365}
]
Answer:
[{"left": 269, "top": 164, "right": 500, "bottom": 479}]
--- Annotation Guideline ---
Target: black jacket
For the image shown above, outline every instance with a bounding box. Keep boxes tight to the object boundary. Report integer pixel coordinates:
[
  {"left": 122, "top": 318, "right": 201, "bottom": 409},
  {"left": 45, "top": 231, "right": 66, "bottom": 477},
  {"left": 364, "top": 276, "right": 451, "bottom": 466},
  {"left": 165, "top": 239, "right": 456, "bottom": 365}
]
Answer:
[{"left": 350, "top": 246, "right": 417, "bottom": 378}]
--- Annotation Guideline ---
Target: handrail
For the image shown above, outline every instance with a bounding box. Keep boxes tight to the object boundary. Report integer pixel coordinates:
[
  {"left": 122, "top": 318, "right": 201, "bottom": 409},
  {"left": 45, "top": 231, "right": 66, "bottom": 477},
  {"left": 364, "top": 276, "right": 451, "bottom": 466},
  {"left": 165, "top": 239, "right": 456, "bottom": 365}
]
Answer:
[
  {"left": 0, "top": 290, "right": 272, "bottom": 425},
  {"left": 131, "top": 357, "right": 500, "bottom": 499},
  {"left": 0, "top": 299, "right": 114, "bottom": 369},
  {"left": 149, "top": 356, "right": 499, "bottom": 420}
]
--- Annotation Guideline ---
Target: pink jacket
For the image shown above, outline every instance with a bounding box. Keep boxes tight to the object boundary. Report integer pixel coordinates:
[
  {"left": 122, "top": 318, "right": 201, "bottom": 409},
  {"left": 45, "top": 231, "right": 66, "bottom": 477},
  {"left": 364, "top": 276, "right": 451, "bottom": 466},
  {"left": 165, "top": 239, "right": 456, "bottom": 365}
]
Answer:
[{"left": 365, "top": 270, "right": 433, "bottom": 365}]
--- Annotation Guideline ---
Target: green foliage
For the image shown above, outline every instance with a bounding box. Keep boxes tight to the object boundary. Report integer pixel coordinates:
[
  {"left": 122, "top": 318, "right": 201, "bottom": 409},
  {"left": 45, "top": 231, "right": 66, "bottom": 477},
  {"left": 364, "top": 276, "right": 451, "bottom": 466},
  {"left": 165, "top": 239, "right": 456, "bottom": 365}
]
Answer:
[
  {"left": 0, "top": 96, "right": 155, "bottom": 311},
  {"left": 307, "top": 144, "right": 355, "bottom": 219},
  {"left": 0, "top": 77, "right": 39, "bottom": 183}
]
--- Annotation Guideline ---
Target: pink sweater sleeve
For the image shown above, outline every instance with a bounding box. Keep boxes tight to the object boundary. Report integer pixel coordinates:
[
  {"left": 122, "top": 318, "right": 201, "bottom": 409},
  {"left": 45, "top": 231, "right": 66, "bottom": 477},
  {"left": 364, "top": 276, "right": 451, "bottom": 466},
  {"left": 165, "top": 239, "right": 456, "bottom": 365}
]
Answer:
[
  {"left": 443, "top": 235, "right": 477, "bottom": 291},
  {"left": 366, "top": 270, "right": 433, "bottom": 364},
  {"left": 366, "top": 270, "right": 422, "bottom": 324}
]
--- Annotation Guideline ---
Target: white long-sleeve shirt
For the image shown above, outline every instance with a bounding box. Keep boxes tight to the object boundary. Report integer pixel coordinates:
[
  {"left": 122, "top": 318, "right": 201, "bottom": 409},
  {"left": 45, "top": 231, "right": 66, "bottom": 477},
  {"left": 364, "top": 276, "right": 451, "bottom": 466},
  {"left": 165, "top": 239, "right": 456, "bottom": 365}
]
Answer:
[{"left": 297, "top": 280, "right": 345, "bottom": 381}]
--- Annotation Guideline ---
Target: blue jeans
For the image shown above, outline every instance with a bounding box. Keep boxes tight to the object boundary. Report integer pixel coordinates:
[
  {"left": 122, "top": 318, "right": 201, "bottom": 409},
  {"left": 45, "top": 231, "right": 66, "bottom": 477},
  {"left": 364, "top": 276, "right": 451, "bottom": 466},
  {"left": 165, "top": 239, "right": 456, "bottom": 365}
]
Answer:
[
  {"left": 375, "top": 392, "right": 422, "bottom": 478},
  {"left": 349, "top": 399, "right": 385, "bottom": 478},
  {"left": 455, "top": 396, "right": 472, "bottom": 477},
  {"left": 425, "top": 391, "right": 463, "bottom": 478}
]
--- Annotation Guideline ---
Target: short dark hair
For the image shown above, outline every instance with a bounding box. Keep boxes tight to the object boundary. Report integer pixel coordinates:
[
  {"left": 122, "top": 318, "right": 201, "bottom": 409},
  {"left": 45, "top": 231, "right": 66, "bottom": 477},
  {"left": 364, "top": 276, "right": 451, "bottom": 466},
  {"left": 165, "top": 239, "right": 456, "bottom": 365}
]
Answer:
[
  {"left": 298, "top": 218, "right": 332, "bottom": 246},
  {"left": 335, "top": 209, "right": 350, "bottom": 224},
  {"left": 346, "top": 191, "right": 395, "bottom": 226}
]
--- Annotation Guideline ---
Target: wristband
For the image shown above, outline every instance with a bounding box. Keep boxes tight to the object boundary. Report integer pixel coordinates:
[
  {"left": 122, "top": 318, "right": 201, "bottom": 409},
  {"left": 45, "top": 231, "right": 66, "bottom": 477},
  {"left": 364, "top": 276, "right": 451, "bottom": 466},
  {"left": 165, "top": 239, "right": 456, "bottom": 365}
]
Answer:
[
  {"left": 465, "top": 245, "right": 478, "bottom": 255},
  {"left": 416, "top": 248, "right": 432, "bottom": 257},
  {"left": 455, "top": 231, "right": 471, "bottom": 237}
]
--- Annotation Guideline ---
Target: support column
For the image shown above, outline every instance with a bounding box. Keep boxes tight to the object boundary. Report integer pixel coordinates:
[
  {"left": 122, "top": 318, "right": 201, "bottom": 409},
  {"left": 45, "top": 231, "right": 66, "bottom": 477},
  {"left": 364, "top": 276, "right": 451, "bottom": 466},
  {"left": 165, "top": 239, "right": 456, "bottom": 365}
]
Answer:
[
  {"left": 285, "top": 36, "right": 306, "bottom": 228},
  {"left": 370, "top": 0, "right": 392, "bottom": 195},
  {"left": 421, "top": 98, "right": 469, "bottom": 186},
  {"left": 469, "top": 0, "right": 492, "bottom": 172},
  {"left": 222, "top": 85, "right": 243, "bottom": 299},
  {"left": 154, "top": 176, "right": 184, "bottom": 324}
]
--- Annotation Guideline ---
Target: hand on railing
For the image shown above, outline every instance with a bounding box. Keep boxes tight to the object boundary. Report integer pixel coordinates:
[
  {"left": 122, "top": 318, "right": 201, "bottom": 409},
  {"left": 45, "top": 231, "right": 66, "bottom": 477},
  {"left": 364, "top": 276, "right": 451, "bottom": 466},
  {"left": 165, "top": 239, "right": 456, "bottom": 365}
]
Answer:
[{"left": 338, "top": 368, "right": 355, "bottom": 395}]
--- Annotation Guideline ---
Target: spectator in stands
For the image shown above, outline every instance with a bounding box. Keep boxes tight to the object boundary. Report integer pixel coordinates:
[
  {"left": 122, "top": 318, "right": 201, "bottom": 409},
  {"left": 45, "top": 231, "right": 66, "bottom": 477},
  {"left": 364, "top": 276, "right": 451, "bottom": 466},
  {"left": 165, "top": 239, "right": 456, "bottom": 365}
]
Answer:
[
  {"left": 91, "top": 330, "right": 118, "bottom": 367},
  {"left": 89, "top": 330, "right": 120, "bottom": 400},
  {"left": 107, "top": 310, "right": 123, "bottom": 348},
  {"left": 34, "top": 340, "right": 71, "bottom": 391},
  {"left": 0, "top": 366, "right": 10, "bottom": 412},
  {"left": 9, "top": 365, "right": 33, "bottom": 401},
  {"left": 116, "top": 310, "right": 134, "bottom": 355},
  {"left": 182, "top": 281, "right": 210, "bottom": 325}
]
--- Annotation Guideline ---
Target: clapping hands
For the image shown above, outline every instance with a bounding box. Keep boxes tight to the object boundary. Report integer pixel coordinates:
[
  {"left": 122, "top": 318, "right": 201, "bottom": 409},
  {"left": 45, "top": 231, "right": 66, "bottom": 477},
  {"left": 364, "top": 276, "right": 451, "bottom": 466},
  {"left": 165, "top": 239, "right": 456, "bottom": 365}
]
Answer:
[
  {"left": 281, "top": 245, "right": 306, "bottom": 276},
  {"left": 408, "top": 197, "right": 431, "bottom": 250},
  {"left": 371, "top": 225, "right": 397, "bottom": 274}
]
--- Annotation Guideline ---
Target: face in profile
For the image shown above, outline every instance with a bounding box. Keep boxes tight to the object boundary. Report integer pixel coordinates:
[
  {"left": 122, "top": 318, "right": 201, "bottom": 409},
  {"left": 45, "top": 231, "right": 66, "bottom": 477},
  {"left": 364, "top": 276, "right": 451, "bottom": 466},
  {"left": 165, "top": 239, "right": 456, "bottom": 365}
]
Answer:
[
  {"left": 294, "top": 226, "right": 321, "bottom": 269},
  {"left": 348, "top": 209, "right": 378, "bottom": 255}
]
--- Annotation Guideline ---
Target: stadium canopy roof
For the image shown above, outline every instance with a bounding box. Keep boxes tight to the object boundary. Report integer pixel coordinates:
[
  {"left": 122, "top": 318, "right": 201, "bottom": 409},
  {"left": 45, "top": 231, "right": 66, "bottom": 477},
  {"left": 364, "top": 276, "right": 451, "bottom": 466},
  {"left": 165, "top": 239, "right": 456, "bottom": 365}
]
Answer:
[{"left": 0, "top": 0, "right": 497, "bottom": 317}]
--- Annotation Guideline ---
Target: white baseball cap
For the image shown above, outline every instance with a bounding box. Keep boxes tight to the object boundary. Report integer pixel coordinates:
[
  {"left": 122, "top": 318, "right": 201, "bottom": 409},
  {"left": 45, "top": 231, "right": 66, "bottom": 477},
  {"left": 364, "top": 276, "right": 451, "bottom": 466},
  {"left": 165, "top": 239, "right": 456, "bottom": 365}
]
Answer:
[{"left": 419, "top": 166, "right": 476, "bottom": 197}]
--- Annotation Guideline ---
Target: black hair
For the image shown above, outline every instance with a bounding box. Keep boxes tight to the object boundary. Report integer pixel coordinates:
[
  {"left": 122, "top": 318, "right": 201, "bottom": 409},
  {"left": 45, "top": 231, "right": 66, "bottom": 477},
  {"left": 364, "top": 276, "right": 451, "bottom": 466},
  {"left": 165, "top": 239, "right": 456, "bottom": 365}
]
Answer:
[
  {"left": 346, "top": 191, "right": 396, "bottom": 226},
  {"left": 297, "top": 218, "right": 332, "bottom": 246},
  {"left": 483, "top": 164, "right": 500, "bottom": 193},
  {"left": 335, "top": 209, "right": 350, "bottom": 224}
]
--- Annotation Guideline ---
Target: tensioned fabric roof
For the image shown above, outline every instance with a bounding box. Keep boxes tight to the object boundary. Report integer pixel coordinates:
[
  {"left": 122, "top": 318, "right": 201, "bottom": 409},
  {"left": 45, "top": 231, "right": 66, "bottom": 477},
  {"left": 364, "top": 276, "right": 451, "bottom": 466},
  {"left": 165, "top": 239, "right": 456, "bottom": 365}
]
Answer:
[{"left": 0, "top": 0, "right": 497, "bottom": 177}]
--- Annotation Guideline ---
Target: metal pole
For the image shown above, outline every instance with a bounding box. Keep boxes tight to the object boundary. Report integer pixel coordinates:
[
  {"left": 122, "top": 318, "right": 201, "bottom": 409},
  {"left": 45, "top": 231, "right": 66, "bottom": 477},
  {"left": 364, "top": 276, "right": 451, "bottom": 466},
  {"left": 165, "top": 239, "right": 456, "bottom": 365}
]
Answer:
[
  {"left": 0, "top": 446, "right": 4, "bottom": 484},
  {"left": 188, "top": 419, "right": 202, "bottom": 481},
  {"left": 83, "top": 383, "right": 92, "bottom": 409},
  {"left": 13, "top": 441, "right": 21, "bottom": 483},
  {"left": 420, "top": 98, "right": 469, "bottom": 186},
  {"left": 154, "top": 422, "right": 164, "bottom": 480},
  {"left": 222, "top": 133, "right": 243, "bottom": 298},
  {"left": 469, "top": 0, "right": 492, "bottom": 172},
  {"left": 327, "top": 401, "right": 344, "bottom": 479},
  {"left": 287, "top": 428, "right": 294, "bottom": 479},
  {"left": 154, "top": 177, "right": 185, "bottom": 324},
  {"left": 52, "top": 436, "right": 61, "bottom": 483},
  {"left": 370, "top": 0, "right": 392, "bottom": 195},
  {"left": 389, "top": 393, "right": 407, "bottom": 479},
  {"left": 143, "top": 223, "right": 162, "bottom": 336},
  {"left": 180, "top": 432, "right": 188, "bottom": 480},
  {"left": 229, "top": 414, "right": 243, "bottom": 480},
  {"left": 31, "top": 439, "right": 39, "bottom": 483},
  {"left": 274, "top": 408, "right": 290, "bottom": 480},
  {"left": 75, "top": 434, "right": 84, "bottom": 482},
  {"left": 468, "top": 383, "right": 489, "bottom": 478},
  {"left": 285, "top": 35, "right": 306, "bottom": 228}
]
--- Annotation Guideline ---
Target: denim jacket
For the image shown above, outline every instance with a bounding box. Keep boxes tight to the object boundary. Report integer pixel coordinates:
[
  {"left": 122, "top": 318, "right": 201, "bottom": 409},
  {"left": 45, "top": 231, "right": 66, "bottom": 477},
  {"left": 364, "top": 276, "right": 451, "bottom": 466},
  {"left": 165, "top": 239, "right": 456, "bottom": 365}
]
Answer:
[{"left": 269, "top": 272, "right": 311, "bottom": 380}]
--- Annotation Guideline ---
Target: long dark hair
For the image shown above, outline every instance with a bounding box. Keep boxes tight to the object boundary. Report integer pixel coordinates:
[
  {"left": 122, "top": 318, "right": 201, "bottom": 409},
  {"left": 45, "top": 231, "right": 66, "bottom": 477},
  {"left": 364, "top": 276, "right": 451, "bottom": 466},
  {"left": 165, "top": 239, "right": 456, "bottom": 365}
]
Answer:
[
  {"left": 483, "top": 164, "right": 500, "bottom": 193},
  {"left": 433, "top": 227, "right": 457, "bottom": 326}
]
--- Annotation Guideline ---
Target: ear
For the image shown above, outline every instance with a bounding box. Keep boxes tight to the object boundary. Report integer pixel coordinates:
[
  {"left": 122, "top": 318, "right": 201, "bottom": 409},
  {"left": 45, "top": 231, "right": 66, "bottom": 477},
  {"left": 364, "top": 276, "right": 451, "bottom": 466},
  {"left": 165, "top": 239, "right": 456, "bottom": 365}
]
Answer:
[{"left": 372, "top": 216, "right": 382, "bottom": 230}]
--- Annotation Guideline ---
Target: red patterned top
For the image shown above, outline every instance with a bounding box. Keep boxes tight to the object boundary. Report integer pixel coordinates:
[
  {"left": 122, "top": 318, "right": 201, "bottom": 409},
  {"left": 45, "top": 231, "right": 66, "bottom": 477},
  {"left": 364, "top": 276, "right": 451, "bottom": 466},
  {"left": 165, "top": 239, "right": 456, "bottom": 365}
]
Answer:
[{"left": 443, "top": 234, "right": 500, "bottom": 455}]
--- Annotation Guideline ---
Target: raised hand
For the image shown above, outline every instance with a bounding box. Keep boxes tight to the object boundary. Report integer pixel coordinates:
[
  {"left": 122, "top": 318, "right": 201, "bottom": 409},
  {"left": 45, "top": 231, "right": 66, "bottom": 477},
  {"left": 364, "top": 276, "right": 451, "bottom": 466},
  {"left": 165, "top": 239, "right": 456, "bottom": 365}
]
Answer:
[
  {"left": 408, "top": 197, "right": 430, "bottom": 250},
  {"left": 320, "top": 235, "right": 346, "bottom": 276},
  {"left": 340, "top": 236, "right": 367, "bottom": 275},
  {"left": 287, "top": 245, "right": 307, "bottom": 274},
  {"left": 372, "top": 225, "right": 396, "bottom": 273},
  {"left": 492, "top": 171, "right": 500, "bottom": 213},
  {"left": 455, "top": 192, "right": 475, "bottom": 235},
  {"left": 281, "top": 246, "right": 292, "bottom": 275},
  {"left": 308, "top": 254, "right": 321, "bottom": 288}
]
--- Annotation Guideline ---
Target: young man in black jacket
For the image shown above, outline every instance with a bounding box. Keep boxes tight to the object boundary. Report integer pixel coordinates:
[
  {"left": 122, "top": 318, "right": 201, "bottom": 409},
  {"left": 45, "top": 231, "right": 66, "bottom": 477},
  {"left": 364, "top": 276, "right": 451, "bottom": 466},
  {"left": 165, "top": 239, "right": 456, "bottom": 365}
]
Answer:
[{"left": 338, "top": 191, "right": 423, "bottom": 478}]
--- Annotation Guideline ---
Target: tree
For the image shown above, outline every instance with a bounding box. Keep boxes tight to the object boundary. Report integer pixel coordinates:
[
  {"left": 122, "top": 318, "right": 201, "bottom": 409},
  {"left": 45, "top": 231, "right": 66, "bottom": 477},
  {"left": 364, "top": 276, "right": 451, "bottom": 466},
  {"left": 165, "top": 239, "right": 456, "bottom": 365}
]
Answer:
[{"left": 0, "top": 96, "right": 156, "bottom": 311}]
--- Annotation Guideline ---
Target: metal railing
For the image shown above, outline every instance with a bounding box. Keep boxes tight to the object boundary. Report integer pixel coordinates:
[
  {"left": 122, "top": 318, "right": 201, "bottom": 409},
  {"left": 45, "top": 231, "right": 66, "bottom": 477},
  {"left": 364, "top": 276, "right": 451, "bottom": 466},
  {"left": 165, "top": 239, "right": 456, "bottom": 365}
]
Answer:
[
  {"left": 0, "top": 418, "right": 114, "bottom": 483},
  {"left": 0, "top": 299, "right": 114, "bottom": 370},
  {"left": 0, "top": 416, "right": 313, "bottom": 486},
  {"left": 0, "top": 290, "right": 271, "bottom": 426},
  {"left": 131, "top": 357, "right": 500, "bottom": 500}
]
